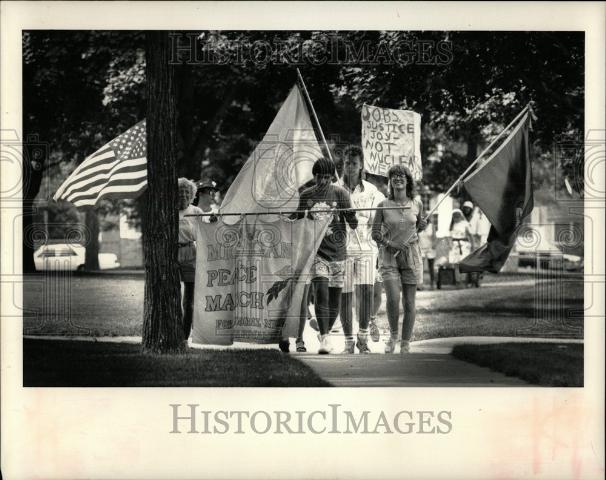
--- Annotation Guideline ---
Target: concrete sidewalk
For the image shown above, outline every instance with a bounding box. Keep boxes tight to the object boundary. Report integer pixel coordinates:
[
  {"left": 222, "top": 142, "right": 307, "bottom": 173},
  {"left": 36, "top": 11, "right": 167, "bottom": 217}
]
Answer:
[
  {"left": 296, "top": 353, "right": 528, "bottom": 387},
  {"left": 24, "top": 334, "right": 578, "bottom": 387}
]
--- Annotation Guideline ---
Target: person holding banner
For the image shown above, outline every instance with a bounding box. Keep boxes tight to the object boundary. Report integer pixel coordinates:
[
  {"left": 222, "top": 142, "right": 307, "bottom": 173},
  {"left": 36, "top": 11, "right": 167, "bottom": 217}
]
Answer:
[
  {"left": 295, "top": 157, "right": 358, "bottom": 354},
  {"left": 340, "top": 145, "right": 385, "bottom": 354},
  {"left": 371, "top": 165, "right": 427, "bottom": 354}
]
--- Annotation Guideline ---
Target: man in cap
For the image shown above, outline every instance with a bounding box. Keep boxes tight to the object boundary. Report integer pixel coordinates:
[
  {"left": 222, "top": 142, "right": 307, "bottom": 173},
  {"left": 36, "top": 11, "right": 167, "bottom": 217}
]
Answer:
[{"left": 196, "top": 179, "right": 219, "bottom": 222}]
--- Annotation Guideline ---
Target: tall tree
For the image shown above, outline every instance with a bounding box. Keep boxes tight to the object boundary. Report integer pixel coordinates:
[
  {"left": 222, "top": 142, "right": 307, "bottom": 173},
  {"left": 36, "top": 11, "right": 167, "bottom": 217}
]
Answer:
[{"left": 141, "top": 31, "right": 184, "bottom": 353}]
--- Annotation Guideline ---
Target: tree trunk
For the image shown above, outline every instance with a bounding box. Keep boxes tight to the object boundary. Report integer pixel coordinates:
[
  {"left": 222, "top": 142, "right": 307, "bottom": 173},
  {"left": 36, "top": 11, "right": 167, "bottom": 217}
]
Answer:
[
  {"left": 466, "top": 136, "right": 478, "bottom": 164},
  {"left": 141, "top": 31, "right": 184, "bottom": 354},
  {"left": 22, "top": 139, "right": 46, "bottom": 273},
  {"left": 84, "top": 208, "right": 100, "bottom": 270}
]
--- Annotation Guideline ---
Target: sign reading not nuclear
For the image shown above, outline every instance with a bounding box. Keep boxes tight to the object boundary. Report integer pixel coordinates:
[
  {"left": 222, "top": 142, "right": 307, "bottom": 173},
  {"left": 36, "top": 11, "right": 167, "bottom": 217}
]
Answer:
[{"left": 361, "top": 104, "right": 422, "bottom": 180}]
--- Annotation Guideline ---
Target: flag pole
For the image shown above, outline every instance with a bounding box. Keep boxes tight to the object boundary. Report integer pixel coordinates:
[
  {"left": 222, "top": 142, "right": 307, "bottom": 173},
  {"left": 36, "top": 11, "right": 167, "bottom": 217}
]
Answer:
[
  {"left": 422, "top": 104, "right": 531, "bottom": 220},
  {"left": 296, "top": 68, "right": 335, "bottom": 164},
  {"left": 296, "top": 68, "right": 364, "bottom": 248}
]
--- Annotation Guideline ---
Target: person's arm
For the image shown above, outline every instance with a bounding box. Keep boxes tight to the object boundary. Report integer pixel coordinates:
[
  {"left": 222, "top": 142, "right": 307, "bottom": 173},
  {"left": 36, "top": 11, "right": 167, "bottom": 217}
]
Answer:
[
  {"left": 416, "top": 198, "right": 428, "bottom": 232},
  {"left": 340, "top": 188, "right": 358, "bottom": 230},
  {"left": 368, "top": 189, "right": 385, "bottom": 227},
  {"left": 465, "top": 223, "right": 475, "bottom": 249},
  {"left": 290, "top": 191, "right": 308, "bottom": 220},
  {"left": 371, "top": 201, "right": 390, "bottom": 247}
]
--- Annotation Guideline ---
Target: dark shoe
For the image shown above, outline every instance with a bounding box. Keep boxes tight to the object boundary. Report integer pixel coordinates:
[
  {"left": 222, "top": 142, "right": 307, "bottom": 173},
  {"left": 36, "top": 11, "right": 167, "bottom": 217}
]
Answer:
[
  {"left": 356, "top": 334, "right": 371, "bottom": 354},
  {"left": 278, "top": 339, "right": 290, "bottom": 353},
  {"left": 341, "top": 340, "right": 355, "bottom": 354},
  {"left": 295, "top": 339, "right": 307, "bottom": 352}
]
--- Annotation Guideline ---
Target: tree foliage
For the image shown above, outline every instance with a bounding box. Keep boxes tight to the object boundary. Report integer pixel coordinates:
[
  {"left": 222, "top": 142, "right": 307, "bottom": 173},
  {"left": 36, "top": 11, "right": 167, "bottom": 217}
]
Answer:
[{"left": 24, "top": 30, "right": 584, "bottom": 250}]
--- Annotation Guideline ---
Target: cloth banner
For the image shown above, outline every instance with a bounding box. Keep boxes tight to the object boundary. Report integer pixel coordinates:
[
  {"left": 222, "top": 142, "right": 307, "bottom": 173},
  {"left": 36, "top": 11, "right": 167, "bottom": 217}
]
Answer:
[
  {"left": 192, "top": 215, "right": 330, "bottom": 345},
  {"left": 220, "top": 85, "right": 323, "bottom": 224},
  {"left": 361, "top": 104, "right": 422, "bottom": 180}
]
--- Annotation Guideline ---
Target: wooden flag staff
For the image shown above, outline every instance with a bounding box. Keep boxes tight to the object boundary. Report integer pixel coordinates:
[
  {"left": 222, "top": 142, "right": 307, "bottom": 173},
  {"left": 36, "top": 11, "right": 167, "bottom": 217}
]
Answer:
[{"left": 296, "top": 68, "right": 364, "bottom": 249}]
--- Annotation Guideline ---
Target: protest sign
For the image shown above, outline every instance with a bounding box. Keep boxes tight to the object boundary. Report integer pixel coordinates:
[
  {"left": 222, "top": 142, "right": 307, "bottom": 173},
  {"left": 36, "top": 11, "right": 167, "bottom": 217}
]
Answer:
[
  {"left": 361, "top": 104, "right": 422, "bottom": 180},
  {"left": 192, "top": 215, "right": 330, "bottom": 345}
]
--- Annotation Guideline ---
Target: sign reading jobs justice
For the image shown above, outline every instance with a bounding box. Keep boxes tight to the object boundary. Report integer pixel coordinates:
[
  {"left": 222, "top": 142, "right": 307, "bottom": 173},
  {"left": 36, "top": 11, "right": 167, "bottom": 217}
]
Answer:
[{"left": 361, "top": 104, "right": 422, "bottom": 180}]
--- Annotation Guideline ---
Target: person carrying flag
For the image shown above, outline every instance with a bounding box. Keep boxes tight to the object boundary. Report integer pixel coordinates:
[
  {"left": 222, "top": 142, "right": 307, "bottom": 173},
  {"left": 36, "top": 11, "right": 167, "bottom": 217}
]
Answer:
[
  {"left": 371, "top": 165, "right": 427, "bottom": 354},
  {"left": 293, "top": 157, "right": 358, "bottom": 354}
]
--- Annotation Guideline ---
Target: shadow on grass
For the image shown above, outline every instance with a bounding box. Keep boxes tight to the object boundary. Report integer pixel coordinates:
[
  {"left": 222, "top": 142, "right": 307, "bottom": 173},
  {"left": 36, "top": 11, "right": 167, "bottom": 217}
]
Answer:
[
  {"left": 23, "top": 339, "right": 331, "bottom": 387},
  {"left": 451, "top": 342, "right": 583, "bottom": 387}
]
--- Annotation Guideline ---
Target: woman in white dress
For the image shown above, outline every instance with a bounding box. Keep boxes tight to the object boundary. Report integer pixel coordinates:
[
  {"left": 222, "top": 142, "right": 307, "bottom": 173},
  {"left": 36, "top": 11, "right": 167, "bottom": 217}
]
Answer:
[{"left": 448, "top": 208, "right": 474, "bottom": 264}]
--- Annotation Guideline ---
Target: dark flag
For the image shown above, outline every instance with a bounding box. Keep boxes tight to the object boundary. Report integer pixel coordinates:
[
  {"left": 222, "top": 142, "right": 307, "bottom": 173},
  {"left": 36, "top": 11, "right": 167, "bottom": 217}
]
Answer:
[{"left": 459, "top": 111, "right": 534, "bottom": 273}]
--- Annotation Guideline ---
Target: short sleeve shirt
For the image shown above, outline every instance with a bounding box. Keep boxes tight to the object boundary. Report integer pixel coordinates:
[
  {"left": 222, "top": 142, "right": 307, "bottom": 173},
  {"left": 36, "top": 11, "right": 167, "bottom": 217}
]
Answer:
[
  {"left": 346, "top": 180, "right": 385, "bottom": 254},
  {"left": 178, "top": 204, "right": 204, "bottom": 244},
  {"left": 298, "top": 183, "right": 357, "bottom": 261},
  {"left": 373, "top": 197, "right": 423, "bottom": 246}
]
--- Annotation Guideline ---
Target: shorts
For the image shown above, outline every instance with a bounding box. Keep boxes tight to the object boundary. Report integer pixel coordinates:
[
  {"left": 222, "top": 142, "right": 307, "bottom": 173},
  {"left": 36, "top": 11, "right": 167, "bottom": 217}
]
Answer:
[
  {"left": 379, "top": 242, "right": 423, "bottom": 285},
  {"left": 310, "top": 256, "right": 345, "bottom": 288},
  {"left": 380, "top": 265, "right": 419, "bottom": 285},
  {"left": 179, "top": 261, "right": 196, "bottom": 283},
  {"left": 421, "top": 248, "right": 436, "bottom": 260},
  {"left": 343, "top": 253, "right": 377, "bottom": 293}
]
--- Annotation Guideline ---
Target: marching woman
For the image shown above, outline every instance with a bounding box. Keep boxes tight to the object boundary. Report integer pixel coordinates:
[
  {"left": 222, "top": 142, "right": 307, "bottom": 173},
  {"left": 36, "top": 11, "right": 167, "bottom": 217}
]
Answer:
[
  {"left": 371, "top": 165, "right": 427, "bottom": 354},
  {"left": 177, "top": 177, "right": 205, "bottom": 341}
]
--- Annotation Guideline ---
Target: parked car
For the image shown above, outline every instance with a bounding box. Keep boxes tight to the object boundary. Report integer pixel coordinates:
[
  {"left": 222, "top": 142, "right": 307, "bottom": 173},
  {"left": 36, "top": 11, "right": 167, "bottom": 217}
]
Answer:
[
  {"left": 34, "top": 244, "right": 120, "bottom": 271},
  {"left": 515, "top": 236, "right": 582, "bottom": 271}
]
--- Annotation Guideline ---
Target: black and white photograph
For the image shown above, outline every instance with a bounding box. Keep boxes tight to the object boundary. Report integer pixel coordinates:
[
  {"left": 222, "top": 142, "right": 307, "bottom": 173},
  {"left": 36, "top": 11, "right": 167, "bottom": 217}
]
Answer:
[
  {"left": 1, "top": 2, "right": 604, "bottom": 479},
  {"left": 19, "top": 28, "right": 586, "bottom": 387}
]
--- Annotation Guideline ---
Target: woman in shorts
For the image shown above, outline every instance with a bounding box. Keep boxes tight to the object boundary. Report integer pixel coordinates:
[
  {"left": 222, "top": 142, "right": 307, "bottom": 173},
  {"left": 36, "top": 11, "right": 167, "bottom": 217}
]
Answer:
[{"left": 371, "top": 165, "right": 427, "bottom": 354}]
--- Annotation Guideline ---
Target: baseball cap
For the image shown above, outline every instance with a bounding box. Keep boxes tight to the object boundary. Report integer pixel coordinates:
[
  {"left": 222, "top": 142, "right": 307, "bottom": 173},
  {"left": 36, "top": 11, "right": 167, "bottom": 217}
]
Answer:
[
  {"left": 462, "top": 201, "right": 474, "bottom": 209},
  {"left": 197, "top": 179, "right": 218, "bottom": 191}
]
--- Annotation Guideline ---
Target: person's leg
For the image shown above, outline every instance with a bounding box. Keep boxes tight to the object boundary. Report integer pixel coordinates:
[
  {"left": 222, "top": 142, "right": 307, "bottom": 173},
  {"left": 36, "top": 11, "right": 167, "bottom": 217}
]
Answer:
[
  {"left": 294, "top": 283, "right": 310, "bottom": 352},
  {"left": 427, "top": 258, "right": 435, "bottom": 287},
  {"left": 182, "top": 281, "right": 195, "bottom": 340},
  {"left": 355, "top": 283, "right": 373, "bottom": 352},
  {"left": 400, "top": 283, "right": 417, "bottom": 352},
  {"left": 369, "top": 279, "right": 383, "bottom": 341},
  {"left": 297, "top": 283, "right": 310, "bottom": 340},
  {"left": 382, "top": 274, "right": 401, "bottom": 353},
  {"left": 372, "top": 280, "right": 383, "bottom": 317},
  {"left": 356, "top": 284, "right": 373, "bottom": 331},
  {"left": 340, "top": 291, "right": 354, "bottom": 352},
  {"left": 339, "top": 255, "right": 354, "bottom": 351},
  {"left": 327, "top": 287, "right": 343, "bottom": 332},
  {"left": 313, "top": 277, "right": 330, "bottom": 335}
]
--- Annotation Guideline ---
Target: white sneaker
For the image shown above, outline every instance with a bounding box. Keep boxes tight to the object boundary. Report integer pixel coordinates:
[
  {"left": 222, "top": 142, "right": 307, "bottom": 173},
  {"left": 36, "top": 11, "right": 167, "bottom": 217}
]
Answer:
[{"left": 318, "top": 335, "right": 332, "bottom": 354}]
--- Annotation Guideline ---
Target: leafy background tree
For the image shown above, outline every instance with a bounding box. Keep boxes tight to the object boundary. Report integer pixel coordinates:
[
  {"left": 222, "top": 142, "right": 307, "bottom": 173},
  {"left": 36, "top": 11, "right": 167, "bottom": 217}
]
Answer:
[{"left": 24, "top": 30, "right": 584, "bottom": 270}]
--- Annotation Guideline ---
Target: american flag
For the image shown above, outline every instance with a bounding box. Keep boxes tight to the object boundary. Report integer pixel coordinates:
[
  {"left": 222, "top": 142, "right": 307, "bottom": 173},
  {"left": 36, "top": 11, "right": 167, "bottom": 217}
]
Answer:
[{"left": 53, "top": 120, "right": 147, "bottom": 207}]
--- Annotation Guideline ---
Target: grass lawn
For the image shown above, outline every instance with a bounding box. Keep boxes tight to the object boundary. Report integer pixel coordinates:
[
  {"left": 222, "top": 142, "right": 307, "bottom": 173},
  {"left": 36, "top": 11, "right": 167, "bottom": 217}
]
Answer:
[
  {"left": 451, "top": 342, "right": 583, "bottom": 387},
  {"left": 22, "top": 273, "right": 584, "bottom": 341},
  {"left": 23, "top": 339, "right": 330, "bottom": 387}
]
